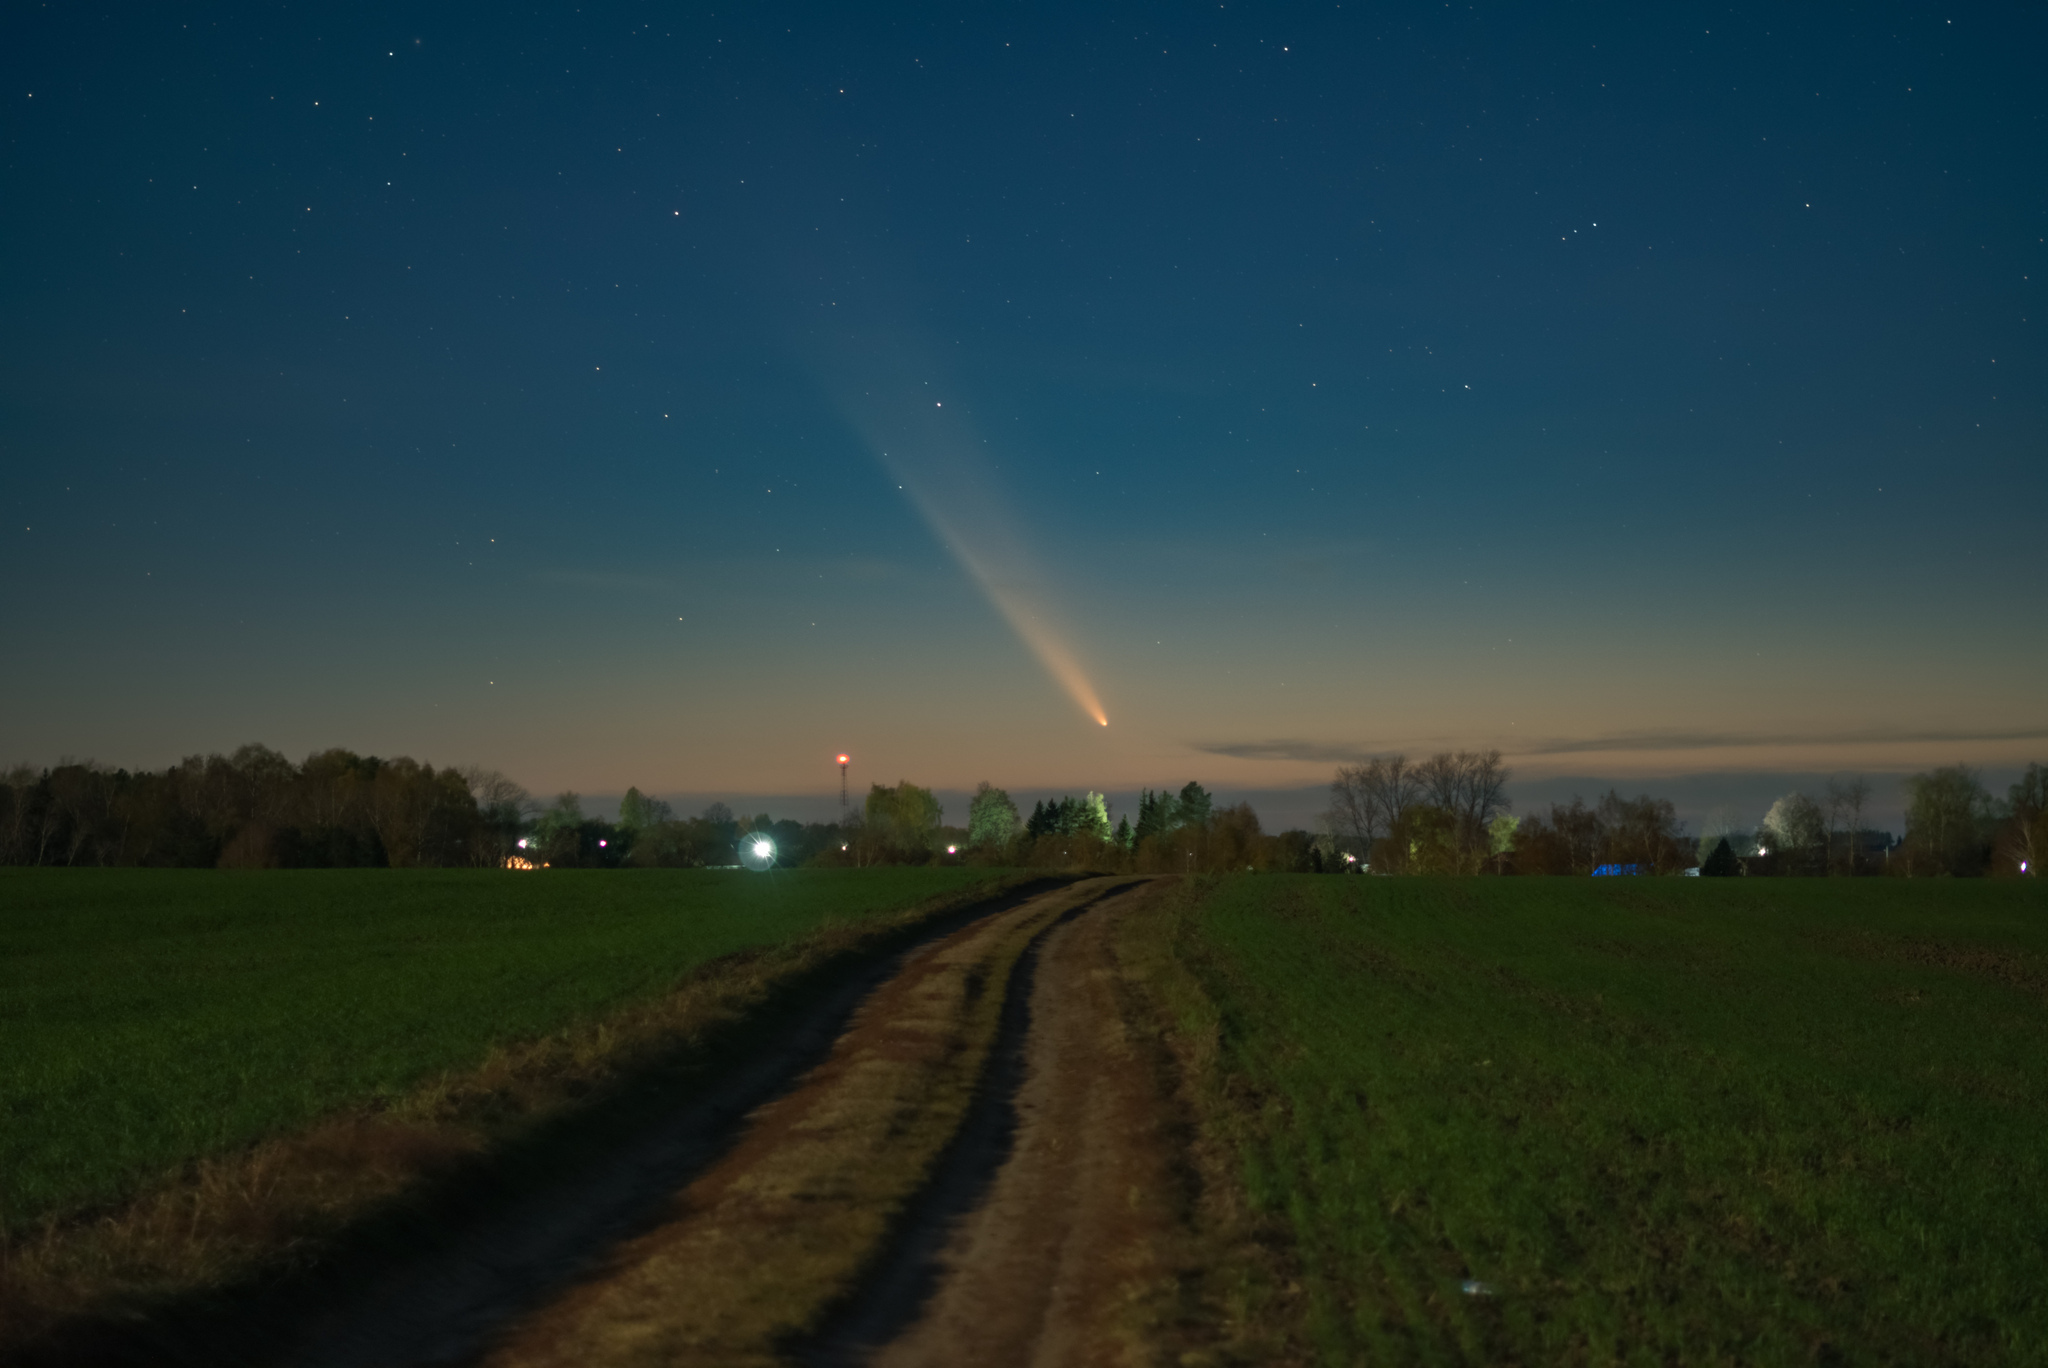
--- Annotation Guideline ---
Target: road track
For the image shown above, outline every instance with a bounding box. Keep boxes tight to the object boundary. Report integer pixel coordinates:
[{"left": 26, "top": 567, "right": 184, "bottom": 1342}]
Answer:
[
  {"left": 473, "top": 875, "right": 1165, "bottom": 1367},
  {"left": 810, "top": 877, "right": 1183, "bottom": 1368}
]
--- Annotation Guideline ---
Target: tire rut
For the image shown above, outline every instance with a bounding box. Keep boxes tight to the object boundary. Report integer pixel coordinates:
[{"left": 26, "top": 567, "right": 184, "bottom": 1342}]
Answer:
[
  {"left": 471, "top": 877, "right": 1139, "bottom": 1368},
  {"left": 788, "top": 883, "right": 1136, "bottom": 1365},
  {"left": 826, "top": 879, "right": 1184, "bottom": 1368}
]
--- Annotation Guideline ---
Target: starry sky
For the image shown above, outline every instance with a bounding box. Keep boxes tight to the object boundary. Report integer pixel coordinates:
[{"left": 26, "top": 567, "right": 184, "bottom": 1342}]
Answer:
[{"left": 2, "top": 3, "right": 2042, "bottom": 829}]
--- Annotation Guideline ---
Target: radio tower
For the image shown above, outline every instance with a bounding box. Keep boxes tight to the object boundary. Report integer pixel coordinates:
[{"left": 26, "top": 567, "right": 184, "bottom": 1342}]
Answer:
[{"left": 837, "top": 754, "right": 850, "bottom": 813}]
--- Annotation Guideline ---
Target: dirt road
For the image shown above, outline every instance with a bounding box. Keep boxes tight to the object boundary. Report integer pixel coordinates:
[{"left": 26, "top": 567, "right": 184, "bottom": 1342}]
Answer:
[
  {"left": 467, "top": 875, "right": 1183, "bottom": 1367},
  {"left": 829, "top": 879, "right": 1184, "bottom": 1368}
]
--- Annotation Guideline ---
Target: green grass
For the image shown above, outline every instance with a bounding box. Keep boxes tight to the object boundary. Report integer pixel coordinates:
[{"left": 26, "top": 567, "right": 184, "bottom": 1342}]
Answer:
[
  {"left": 0, "top": 866, "right": 1006, "bottom": 1233},
  {"left": 1166, "top": 876, "right": 2048, "bottom": 1365}
]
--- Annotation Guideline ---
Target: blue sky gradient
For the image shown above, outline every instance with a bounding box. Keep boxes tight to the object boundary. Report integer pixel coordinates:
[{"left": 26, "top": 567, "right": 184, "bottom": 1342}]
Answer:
[{"left": 3, "top": 3, "right": 2041, "bottom": 830}]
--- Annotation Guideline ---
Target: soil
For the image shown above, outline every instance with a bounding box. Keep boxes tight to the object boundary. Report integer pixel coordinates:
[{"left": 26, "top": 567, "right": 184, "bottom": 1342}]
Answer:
[
  {"left": 472, "top": 877, "right": 1152, "bottom": 1367},
  {"left": 831, "top": 881, "right": 1185, "bottom": 1368}
]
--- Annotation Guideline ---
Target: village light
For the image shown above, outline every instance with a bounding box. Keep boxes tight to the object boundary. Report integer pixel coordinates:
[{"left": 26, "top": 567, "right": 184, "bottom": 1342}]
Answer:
[
  {"left": 947, "top": 845, "right": 958, "bottom": 854},
  {"left": 599, "top": 839, "right": 607, "bottom": 847},
  {"left": 754, "top": 840, "right": 772, "bottom": 859},
  {"left": 517, "top": 838, "right": 529, "bottom": 848}
]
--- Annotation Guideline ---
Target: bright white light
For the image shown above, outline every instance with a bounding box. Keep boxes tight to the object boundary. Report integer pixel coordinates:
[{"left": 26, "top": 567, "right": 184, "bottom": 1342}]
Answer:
[
  {"left": 1758, "top": 847, "right": 1768, "bottom": 856},
  {"left": 517, "top": 838, "right": 528, "bottom": 848},
  {"left": 599, "top": 839, "right": 607, "bottom": 847},
  {"left": 753, "top": 840, "right": 772, "bottom": 858},
  {"left": 947, "top": 845, "right": 957, "bottom": 854}
]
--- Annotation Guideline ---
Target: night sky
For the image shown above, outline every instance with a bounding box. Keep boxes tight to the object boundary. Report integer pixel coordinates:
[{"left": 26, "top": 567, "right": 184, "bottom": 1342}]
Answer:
[{"left": 3, "top": 4, "right": 2042, "bottom": 828}]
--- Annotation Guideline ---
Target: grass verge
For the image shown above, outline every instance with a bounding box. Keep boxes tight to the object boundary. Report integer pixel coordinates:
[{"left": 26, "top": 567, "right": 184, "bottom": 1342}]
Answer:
[
  {"left": 1110, "top": 876, "right": 1315, "bottom": 1366},
  {"left": 1124, "top": 875, "right": 2048, "bottom": 1365},
  {"left": 0, "top": 868, "right": 1033, "bottom": 1356}
]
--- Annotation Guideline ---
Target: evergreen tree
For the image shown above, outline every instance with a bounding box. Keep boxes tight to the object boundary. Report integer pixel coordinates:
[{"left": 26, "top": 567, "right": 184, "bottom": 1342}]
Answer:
[
  {"left": 1051, "top": 796, "right": 1078, "bottom": 836},
  {"left": 1079, "top": 791, "right": 1112, "bottom": 841},
  {"left": 1025, "top": 799, "right": 1051, "bottom": 839},
  {"left": 1177, "top": 781, "right": 1213, "bottom": 829},
  {"left": 1134, "top": 789, "right": 1163, "bottom": 845},
  {"left": 1114, "top": 815, "right": 1133, "bottom": 850}
]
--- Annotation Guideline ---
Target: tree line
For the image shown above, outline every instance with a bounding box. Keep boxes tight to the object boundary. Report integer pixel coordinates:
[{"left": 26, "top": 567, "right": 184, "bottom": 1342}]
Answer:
[
  {"left": 0, "top": 748, "right": 853, "bottom": 871},
  {"left": 1325, "top": 751, "right": 2045, "bottom": 878},
  {"left": 1726, "top": 764, "right": 2044, "bottom": 878},
  {"left": 949, "top": 778, "right": 1330, "bottom": 873},
  {"left": 0, "top": 746, "right": 524, "bottom": 868},
  {"left": 5, "top": 743, "right": 2040, "bottom": 877}
]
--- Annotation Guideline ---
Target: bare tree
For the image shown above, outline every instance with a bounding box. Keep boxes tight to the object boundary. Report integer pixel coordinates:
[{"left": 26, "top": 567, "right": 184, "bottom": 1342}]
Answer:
[
  {"left": 2, "top": 764, "right": 37, "bottom": 864},
  {"left": 1413, "top": 749, "right": 1512, "bottom": 872},
  {"left": 1903, "top": 766, "right": 1993, "bottom": 876},
  {"left": 1329, "top": 765, "right": 1380, "bottom": 857},
  {"left": 1460, "top": 750, "right": 1512, "bottom": 828},
  {"left": 458, "top": 765, "right": 530, "bottom": 811},
  {"left": 1370, "top": 755, "right": 1422, "bottom": 828},
  {"left": 1331, "top": 755, "right": 1428, "bottom": 866},
  {"left": 1417, "top": 752, "right": 1463, "bottom": 813},
  {"left": 2001, "top": 764, "right": 2046, "bottom": 876},
  {"left": 1826, "top": 776, "right": 1872, "bottom": 875}
]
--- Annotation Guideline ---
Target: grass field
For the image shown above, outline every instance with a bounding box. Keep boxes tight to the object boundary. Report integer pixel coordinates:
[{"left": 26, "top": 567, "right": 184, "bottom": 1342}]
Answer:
[
  {"left": 0, "top": 866, "right": 1006, "bottom": 1234},
  {"left": 1145, "top": 876, "right": 2048, "bottom": 1365}
]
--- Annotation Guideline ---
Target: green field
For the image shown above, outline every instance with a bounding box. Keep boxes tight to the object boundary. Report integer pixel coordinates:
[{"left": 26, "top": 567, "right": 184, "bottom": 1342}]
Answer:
[
  {"left": 1156, "top": 876, "right": 2048, "bottom": 1365},
  {"left": 0, "top": 866, "right": 1005, "bottom": 1233}
]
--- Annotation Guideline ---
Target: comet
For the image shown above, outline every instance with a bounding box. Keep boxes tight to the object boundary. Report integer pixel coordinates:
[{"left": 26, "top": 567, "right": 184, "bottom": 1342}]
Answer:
[
  {"left": 830, "top": 359, "right": 1109, "bottom": 727},
  {"left": 918, "top": 516, "right": 1110, "bottom": 728}
]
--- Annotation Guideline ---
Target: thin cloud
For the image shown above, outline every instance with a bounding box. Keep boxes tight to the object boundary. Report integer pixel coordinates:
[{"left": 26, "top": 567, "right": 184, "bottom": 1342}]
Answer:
[
  {"left": 1523, "top": 724, "right": 2048, "bottom": 755},
  {"left": 1197, "top": 724, "right": 2048, "bottom": 764}
]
